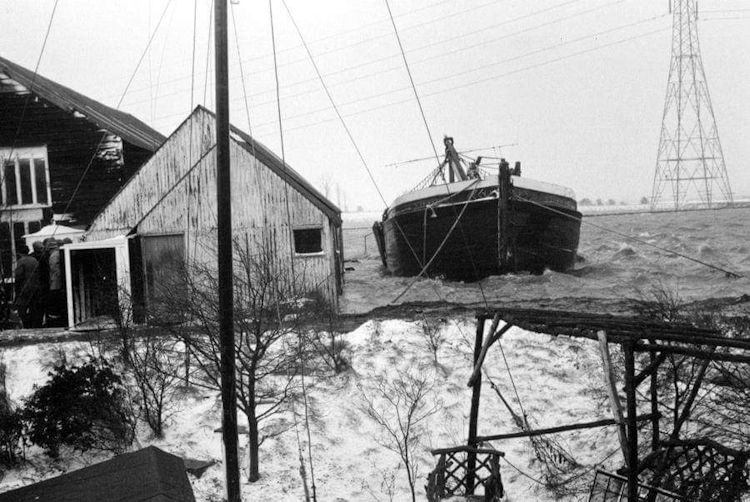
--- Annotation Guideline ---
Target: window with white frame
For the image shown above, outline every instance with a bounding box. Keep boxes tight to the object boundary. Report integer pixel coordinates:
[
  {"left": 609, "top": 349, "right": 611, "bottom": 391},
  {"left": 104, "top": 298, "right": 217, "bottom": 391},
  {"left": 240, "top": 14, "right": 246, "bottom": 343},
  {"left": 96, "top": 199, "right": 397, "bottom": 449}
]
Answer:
[{"left": 0, "top": 146, "right": 51, "bottom": 207}]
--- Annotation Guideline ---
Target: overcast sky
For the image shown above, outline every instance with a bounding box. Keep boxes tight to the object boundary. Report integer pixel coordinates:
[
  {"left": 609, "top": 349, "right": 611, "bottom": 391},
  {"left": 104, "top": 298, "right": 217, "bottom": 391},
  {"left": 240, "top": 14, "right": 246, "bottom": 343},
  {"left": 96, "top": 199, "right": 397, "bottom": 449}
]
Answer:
[{"left": 1, "top": 0, "right": 748, "bottom": 210}]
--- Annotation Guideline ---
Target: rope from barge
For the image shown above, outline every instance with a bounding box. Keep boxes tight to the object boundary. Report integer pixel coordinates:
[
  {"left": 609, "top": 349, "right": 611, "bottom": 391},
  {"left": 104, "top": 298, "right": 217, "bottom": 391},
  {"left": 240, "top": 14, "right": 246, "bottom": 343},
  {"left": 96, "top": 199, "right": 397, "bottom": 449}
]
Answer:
[
  {"left": 513, "top": 194, "right": 744, "bottom": 279},
  {"left": 391, "top": 182, "right": 481, "bottom": 303}
]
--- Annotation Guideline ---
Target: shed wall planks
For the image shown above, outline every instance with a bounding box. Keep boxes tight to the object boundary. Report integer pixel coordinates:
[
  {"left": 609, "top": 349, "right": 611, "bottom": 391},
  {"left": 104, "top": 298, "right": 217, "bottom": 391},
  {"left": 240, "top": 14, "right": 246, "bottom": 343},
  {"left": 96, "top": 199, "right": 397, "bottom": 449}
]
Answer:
[{"left": 86, "top": 108, "right": 340, "bottom": 305}]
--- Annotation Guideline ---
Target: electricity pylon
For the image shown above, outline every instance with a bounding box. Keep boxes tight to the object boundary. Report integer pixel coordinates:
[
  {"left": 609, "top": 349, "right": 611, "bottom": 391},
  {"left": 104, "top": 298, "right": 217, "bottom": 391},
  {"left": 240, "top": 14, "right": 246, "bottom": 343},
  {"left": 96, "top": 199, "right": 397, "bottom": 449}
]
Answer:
[{"left": 651, "top": 0, "right": 733, "bottom": 210}]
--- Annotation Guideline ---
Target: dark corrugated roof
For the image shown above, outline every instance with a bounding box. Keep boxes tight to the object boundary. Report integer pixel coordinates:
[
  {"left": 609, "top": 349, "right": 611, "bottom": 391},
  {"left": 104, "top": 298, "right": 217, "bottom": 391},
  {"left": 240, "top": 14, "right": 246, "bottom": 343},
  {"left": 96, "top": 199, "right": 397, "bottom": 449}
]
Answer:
[
  {"left": 0, "top": 55, "right": 165, "bottom": 151},
  {"left": 0, "top": 446, "right": 196, "bottom": 502}
]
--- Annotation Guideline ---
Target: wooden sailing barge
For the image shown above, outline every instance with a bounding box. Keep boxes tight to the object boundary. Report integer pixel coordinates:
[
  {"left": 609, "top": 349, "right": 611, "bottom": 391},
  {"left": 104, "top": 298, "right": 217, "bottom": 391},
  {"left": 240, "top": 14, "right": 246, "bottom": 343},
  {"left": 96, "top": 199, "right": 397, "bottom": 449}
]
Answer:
[{"left": 372, "top": 137, "right": 581, "bottom": 280}]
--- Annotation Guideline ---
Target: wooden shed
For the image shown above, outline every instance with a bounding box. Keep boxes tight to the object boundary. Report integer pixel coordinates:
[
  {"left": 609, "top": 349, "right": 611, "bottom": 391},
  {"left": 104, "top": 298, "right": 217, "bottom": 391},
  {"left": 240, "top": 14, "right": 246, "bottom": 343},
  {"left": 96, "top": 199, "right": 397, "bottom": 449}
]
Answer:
[{"left": 72, "top": 106, "right": 343, "bottom": 326}]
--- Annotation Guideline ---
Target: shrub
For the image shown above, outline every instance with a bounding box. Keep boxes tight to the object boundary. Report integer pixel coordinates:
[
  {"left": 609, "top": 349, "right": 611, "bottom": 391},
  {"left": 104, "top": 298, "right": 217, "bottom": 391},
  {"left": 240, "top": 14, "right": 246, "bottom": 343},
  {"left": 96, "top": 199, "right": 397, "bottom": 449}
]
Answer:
[
  {"left": 0, "top": 360, "right": 24, "bottom": 467},
  {"left": 24, "top": 359, "right": 135, "bottom": 458},
  {"left": 0, "top": 408, "right": 24, "bottom": 467}
]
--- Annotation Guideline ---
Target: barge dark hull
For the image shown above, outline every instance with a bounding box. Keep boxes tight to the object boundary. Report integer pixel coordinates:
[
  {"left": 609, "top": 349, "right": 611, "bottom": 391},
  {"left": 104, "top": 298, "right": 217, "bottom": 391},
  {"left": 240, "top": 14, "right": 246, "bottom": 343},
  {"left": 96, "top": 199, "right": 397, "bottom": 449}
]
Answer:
[{"left": 373, "top": 186, "right": 581, "bottom": 280}]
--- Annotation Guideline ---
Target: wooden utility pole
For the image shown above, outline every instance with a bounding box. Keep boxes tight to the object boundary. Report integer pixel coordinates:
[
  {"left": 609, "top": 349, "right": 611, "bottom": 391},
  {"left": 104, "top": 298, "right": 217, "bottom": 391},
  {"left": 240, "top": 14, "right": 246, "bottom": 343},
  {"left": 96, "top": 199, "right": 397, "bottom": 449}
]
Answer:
[{"left": 215, "top": 0, "right": 241, "bottom": 499}]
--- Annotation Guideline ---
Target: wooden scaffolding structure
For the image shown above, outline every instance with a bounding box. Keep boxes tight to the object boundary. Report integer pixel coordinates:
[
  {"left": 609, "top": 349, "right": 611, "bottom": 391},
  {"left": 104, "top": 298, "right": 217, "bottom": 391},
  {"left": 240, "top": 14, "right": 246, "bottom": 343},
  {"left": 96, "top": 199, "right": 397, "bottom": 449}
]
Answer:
[{"left": 429, "top": 308, "right": 750, "bottom": 501}]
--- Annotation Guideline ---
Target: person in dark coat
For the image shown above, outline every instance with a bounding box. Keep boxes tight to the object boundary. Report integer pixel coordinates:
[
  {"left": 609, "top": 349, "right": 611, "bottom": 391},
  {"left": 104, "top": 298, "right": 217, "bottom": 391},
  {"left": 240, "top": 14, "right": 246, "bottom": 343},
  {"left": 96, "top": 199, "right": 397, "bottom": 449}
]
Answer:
[
  {"left": 45, "top": 239, "right": 66, "bottom": 327},
  {"left": 14, "top": 244, "right": 41, "bottom": 329},
  {"left": 30, "top": 241, "right": 48, "bottom": 327}
]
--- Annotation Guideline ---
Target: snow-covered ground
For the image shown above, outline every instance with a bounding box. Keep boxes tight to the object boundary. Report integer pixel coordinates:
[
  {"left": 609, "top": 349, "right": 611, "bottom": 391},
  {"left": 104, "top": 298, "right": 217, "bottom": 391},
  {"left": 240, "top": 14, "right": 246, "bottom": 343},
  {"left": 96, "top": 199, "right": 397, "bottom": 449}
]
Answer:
[{"left": 0, "top": 318, "right": 623, "bottom": 501}]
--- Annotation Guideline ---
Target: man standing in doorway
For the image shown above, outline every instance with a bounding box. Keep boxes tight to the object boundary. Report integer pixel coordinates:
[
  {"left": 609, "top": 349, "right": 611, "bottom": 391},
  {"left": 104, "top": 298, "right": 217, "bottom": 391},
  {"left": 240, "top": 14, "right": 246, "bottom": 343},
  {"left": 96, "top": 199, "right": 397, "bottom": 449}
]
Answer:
[{"left": 13, "top": 244, "right": 41, "bottom": 329}]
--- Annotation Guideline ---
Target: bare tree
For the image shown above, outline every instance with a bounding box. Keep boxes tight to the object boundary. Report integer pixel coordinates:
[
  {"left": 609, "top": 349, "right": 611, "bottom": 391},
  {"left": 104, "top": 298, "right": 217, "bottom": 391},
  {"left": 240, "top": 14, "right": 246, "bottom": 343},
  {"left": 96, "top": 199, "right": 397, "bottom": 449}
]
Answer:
[
  {"left": 306, "top": 301, "right": 349, "bottom": 375},
  {"left": 419, "top": 317, "right": 446, "bottom": 366},
  {"left": 632, "top": 282, "right": 686, "bottom": 322},
  {"left": 154, "top": 237, "right": 316, "bottom": 482},
  {"left": 124, "top": 332, "right": 183, "bottom": 437},
  {"left": 99, "top": 287, "right": 183, "bottom": 439},
  {"left": 360, "top": 367, "right": 442, "bottom": 502}
]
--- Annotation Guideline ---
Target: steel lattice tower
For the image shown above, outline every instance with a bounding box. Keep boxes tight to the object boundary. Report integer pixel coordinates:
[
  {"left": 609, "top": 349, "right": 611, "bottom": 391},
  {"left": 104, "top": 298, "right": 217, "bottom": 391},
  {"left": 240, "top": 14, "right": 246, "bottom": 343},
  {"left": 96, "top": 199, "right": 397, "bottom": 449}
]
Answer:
[{"left": 651, "top": 0, "right": 733, "bottom": 210}]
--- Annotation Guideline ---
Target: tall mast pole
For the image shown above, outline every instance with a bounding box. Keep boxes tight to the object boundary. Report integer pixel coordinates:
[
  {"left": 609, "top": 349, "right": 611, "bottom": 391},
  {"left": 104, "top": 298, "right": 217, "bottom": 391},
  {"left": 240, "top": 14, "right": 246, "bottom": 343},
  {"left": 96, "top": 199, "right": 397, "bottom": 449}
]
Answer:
[{"left": 215, "top": 0, "right": 241, "bottom": 499}]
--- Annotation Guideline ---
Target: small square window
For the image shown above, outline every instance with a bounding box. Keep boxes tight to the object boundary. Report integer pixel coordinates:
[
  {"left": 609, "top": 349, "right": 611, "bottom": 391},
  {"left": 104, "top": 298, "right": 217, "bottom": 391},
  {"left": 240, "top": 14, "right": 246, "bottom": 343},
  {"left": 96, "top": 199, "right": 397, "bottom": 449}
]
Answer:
[{"left": 293, "top": 228, "right": 322, "bottom": 254}]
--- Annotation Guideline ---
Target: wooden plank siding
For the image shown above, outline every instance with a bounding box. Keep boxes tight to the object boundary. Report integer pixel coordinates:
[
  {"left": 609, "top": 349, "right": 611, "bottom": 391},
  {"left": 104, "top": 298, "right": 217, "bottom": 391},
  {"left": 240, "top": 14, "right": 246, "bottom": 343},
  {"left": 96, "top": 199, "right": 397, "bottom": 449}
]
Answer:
[{"left": 86, "top": 107, "right": 342, "bottom": 307}]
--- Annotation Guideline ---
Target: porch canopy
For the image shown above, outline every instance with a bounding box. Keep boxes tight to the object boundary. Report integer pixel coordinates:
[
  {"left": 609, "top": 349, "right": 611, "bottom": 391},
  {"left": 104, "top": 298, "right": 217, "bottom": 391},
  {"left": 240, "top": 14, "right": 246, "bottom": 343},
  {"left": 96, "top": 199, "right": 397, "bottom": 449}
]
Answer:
[{"left": 23, "top": 223, "right": 84, "bottom": 248}]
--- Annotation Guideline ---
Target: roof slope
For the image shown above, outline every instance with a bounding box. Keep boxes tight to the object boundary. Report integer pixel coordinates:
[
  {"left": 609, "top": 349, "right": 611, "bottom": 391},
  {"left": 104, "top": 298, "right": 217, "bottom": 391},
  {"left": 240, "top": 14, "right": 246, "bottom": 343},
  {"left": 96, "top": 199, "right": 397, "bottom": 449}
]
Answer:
[
  {"left": 228, "top": 111, "right": 341, "bottom": 224},
  {"left": 0, "top": 446, "right": 195, "bottom": 502},
  {"left": 0, "top": 55, "right": 165, "bottom": 151},
  {"left": 86, "top": 106, "right": 340, "bottom": 238}
]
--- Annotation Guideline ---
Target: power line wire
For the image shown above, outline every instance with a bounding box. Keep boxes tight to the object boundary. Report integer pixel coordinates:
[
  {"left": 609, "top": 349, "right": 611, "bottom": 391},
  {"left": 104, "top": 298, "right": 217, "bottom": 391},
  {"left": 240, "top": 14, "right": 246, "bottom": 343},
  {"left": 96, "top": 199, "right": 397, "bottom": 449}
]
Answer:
[
  {"left": 279, "top": 1, "right": 387, "bottom": 207},
  {"left": 112, "top": 0, "right": 513, "bottom": 102},
  {"left": 148, "top": 8, "right": 663, "bottom": 129},
  {"left": 107, "top": 0, "right": 473, "bottom": 99},
  {"left": 61, "top": 0, "right": 174, "bottom": 219},
  {"left": 243, "top": 23, "right": 669, "bottom": 137},
  {"left": 383, "top": 0, "right": 442, "bottom": 167},
  {"left": 254, "top": 12, "right": 666, "bottom": 132},
  {"left": 126, "top": 0, "right": 593, "bottom": 117},
  {"left": 6, "top": 0, "right": 60, "bottom": 162},
  {"left": 1, "top": 0, "right": 59, "bottom": 289},
  {"left": 514, "top": 194, "right": 743, "bottom": 278},
  {"left": 202, "top": 0, "right": 214, "bottom": 108},
  {"left": 269, "top": 0, "right": 297, "bottom": 269},
  {"left": 148, "top": 13, "right": 664, "bottom": 133},
  {"left": 281, "top": 0, "right": 446, "bottom": 302}
]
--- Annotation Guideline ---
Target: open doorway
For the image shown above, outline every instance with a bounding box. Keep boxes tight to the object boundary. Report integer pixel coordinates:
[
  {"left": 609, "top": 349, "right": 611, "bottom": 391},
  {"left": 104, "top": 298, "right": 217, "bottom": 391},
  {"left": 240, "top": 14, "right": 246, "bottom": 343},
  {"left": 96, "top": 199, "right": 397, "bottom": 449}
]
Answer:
[
  {"left": 63, "top": 236, "right": 131, "bottom": 329},
  {"left": 69, "top": 248, "right": 118, "bottom": 326}
]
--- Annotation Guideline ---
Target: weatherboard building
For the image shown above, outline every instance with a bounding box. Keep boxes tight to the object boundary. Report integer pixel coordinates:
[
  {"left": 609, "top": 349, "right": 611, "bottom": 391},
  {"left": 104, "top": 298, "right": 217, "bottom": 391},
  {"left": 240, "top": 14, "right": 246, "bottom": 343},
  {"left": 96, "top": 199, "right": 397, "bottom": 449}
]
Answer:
[{"left": 67, "top": 106, "right": 344, "bottom": 327}]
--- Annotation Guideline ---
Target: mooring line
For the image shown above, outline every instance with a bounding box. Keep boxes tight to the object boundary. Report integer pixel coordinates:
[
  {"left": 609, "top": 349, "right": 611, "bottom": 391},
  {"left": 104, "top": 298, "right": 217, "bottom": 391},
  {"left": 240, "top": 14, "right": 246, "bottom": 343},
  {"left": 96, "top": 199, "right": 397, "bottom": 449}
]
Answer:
[
  {"left": 514, "top": 194, "right": 744, "bottom": 279},
  {"left": 390, "top": 181, "right": 480, "bottom": 304}
]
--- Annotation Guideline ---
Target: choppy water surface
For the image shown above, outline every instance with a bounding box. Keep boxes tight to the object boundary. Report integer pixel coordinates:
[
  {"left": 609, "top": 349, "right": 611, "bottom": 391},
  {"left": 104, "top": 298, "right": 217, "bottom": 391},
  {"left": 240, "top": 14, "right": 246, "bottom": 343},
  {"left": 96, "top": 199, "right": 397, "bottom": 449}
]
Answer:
[{"left": 341, "top": 208, "right": 750, "bottom": 313}]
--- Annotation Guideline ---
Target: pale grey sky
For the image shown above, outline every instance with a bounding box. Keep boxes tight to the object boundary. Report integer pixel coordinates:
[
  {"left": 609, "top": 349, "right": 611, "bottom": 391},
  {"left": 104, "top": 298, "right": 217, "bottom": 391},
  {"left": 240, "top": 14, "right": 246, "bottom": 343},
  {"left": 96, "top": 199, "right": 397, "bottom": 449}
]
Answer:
[{"left": 1, "top": 0, "right": 748, "bottom": 210}]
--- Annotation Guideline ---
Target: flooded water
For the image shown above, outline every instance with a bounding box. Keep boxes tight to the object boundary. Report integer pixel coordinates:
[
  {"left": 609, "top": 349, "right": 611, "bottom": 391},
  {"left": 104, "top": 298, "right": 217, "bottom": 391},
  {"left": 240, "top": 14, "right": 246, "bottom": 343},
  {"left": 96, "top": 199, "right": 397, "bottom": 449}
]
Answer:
[{"left": 340, "top": 207, "right": 750, "bottom": 313}]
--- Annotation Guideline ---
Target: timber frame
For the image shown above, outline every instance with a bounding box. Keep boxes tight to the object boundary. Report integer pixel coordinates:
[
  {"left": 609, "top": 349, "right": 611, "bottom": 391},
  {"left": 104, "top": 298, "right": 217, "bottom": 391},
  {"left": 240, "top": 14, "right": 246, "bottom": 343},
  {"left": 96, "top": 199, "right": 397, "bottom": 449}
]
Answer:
[{"left": 438, "top": 308, "right": 750, "bottom": 501}]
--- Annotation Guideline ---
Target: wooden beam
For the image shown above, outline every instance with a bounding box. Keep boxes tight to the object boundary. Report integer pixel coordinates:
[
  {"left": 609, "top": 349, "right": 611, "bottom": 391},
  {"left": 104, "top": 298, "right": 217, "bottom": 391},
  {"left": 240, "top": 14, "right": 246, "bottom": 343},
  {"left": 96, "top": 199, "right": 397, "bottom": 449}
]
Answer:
[
  {"left": 649, "top": 351, "right": 660, "bottom": 451},
  {"left": 671, "top": 349, "right": 714, "bottom": 439},
  {"left": 624, "top": 342, "right": 639, "bottom": 502},
  {"left": 633, "top": 352, "right": 667, "bottom": 388},
  {"left": 598, "top": 330, "right": 629, "bottom": 466},
  {"left": 659, "top": 438, "right": 750, "bottom": 458},
  {"left": 466, "top": 317, "right": 485, "bottom": 495},
  {"left": 431, "top": 446, "right": 505, "bottom": 456},
  {"left": 474, "top": 413, "right": 659, "bottom": 442},
  {"left": 477, "top": 308, "right": 722, "bottom": 337},
  {"left": 634, "top": 343, "right": 750, "bottom": 364},
  {"left": 467, "top": 315, "right": 512, "bottom": 387},
  {"left": 467, "top": 314, "right": 499, "bottom": 387}
]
